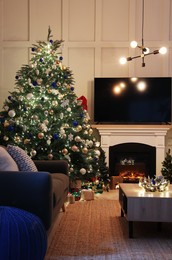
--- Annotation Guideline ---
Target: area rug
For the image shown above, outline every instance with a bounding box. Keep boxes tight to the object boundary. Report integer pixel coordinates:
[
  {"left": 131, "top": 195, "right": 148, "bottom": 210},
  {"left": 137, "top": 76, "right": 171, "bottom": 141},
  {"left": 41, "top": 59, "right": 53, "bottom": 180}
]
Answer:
[{"left": 45, "top": 198, "right": 172, "bottom": 260}]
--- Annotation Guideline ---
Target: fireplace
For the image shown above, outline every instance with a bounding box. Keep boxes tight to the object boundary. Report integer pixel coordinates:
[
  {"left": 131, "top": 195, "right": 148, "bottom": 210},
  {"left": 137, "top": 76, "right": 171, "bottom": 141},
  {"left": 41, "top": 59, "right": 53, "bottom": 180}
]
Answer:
[
  {"left": 92, "top": 125, "right": 171, "bottom": 176},
  {"left": 109, "top": 142, "right": 156, "bottom": 179}
]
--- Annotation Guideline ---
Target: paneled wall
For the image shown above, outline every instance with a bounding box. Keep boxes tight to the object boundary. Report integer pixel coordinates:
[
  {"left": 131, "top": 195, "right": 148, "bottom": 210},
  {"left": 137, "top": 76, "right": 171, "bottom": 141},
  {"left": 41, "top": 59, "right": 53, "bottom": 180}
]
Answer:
[{"left": 0, "top": 0, "right": 172, "bottom": 121}]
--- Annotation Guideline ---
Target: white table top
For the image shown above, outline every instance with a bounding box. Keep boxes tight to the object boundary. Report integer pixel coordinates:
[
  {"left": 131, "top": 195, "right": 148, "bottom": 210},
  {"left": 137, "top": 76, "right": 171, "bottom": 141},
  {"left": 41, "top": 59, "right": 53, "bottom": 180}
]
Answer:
[{"left": 119, "top": 183, "right": 172, "bottom": 199}]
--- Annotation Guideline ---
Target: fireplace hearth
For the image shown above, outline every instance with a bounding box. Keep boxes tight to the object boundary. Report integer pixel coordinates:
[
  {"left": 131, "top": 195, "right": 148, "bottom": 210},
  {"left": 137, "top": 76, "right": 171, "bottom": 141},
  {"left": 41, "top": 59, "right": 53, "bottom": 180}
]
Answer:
[{"left": 109, "top": 142, "right": 156, "bottom": 179}]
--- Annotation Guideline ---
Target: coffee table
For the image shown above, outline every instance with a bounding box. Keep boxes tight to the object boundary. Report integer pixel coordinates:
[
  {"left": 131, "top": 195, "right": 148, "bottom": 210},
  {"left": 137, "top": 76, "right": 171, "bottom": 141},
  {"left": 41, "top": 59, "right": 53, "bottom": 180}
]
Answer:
[{"left": 119, "top": 183, "right": 172, "bottom": 238}]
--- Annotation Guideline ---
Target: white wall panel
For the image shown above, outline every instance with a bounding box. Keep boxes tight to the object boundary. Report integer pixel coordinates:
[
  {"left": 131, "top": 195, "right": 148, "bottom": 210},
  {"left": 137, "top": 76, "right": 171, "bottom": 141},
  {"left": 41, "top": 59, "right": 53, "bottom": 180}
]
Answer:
[
  {"left": 170, "top": 0, "right": 172, "bottom": 40},
  {"left": 102, "top": 0, "right": 129, "bottom": 41},
  {"left": 3, "top": 0, "right": 29, "bottom": 41},
  {"left": 30, "top": 0, "right": 62, "bottom": 41},
  {"left": 101, "top": 48, "right": 129, "bottom": 76},
  {"left": 68, "top": 48, "right": 94, "bottom": 118},
  {"left": 1, "top": 48, "right": 28, "bottom": 105},
  {"left": 68, "top": 0, "right": 95, "bottom": 41},
  {"left": 169, "top": 48, "right": 172, "bottom": 74}
]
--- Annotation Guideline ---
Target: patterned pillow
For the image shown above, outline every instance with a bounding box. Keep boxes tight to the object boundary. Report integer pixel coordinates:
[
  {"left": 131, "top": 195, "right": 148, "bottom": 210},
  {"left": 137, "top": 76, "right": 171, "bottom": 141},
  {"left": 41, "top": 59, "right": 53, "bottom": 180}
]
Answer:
[
  {"left": 0, "top": 146, "right": 19, "bottom": 171},
  {"left": 7, "top": 145, "right": 38, "bottom": 172}
]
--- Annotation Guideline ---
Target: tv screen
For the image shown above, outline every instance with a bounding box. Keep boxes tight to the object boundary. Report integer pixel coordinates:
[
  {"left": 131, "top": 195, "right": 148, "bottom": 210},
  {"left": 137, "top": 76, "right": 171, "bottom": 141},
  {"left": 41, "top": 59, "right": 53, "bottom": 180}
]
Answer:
[{"left": 94, "top": 77, "right": 172, "bottom": 124}]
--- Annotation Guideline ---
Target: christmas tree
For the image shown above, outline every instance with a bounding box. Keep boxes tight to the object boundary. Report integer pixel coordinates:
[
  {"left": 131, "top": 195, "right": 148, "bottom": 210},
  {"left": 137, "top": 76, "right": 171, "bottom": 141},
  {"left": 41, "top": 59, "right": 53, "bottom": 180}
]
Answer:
[
  {"left": 0, "top": 27, "right": 109, "bottom": 183},
  {"left": 161, "top": 149, "right": 172, "bottom": 183}
]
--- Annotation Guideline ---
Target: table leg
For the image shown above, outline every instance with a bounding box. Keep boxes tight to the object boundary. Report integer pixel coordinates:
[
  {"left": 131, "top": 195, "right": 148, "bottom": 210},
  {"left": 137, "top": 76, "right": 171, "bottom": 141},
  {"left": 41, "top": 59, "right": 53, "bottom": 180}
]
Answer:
[{"left": 129, "top": 221, "right": 133, "bottom": 238}]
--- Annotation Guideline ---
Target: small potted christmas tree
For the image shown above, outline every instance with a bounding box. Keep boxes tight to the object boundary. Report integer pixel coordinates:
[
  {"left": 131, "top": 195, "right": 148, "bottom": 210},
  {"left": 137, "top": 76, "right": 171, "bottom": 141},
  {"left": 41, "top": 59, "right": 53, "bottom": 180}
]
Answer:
[{"left": 161, "top": 149, "right": 172, "bottom": 183}]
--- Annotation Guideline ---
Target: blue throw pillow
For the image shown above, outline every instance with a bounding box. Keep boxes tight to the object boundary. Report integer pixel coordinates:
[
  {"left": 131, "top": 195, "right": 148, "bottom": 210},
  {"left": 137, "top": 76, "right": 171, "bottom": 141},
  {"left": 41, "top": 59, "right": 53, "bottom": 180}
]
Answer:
[{"left": 7, "top": 145, "right": 38, "bottom": 172}]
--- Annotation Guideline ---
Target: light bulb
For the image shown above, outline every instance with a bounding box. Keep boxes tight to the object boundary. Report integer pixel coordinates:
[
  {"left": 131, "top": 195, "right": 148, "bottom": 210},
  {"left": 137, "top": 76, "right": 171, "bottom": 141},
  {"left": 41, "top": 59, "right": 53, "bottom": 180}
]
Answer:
[
  {"left": 131, "top": 77, "right": 138, "bottom": 82},
  {"left": 137, "top": 81, "right": 146, "bottom": 92},
  {"left": 113, "top": 85, "right": 122, "bottom": 95},
  {"left": 143, "top": 47, "right": 150, "bottom": 54},
  {"left": 159, "top": 47, "right": 167, "bottom": 55},
  {"left": 130, "top": 41, "right": 138, "bottom": 48},
  {"left": 119, "top": 57, "right": 127, "bottom": 64},
  {"left": 119, "top": 82, "right": 126, "bottom": 89}
]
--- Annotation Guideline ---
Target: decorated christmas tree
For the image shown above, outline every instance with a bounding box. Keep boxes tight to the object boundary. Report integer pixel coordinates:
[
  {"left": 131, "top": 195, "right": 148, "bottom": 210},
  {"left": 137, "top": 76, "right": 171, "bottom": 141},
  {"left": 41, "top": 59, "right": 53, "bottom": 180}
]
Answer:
[
  {"left": 0, "top": 28, "right": 109, "bottom": 184},
  {"left": 161, "top": 149, "right": 172, "bottom": 183}
]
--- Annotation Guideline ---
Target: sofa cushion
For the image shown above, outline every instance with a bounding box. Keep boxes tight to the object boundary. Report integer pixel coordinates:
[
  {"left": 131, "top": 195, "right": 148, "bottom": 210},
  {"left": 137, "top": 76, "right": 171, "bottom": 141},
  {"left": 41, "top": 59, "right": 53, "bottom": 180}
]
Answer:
[
  {"left": 7, "top": 145, "right": 38, "bottom": 172},
  {"left": 0, "top": 146, "right": 19, "bottom": 171}
]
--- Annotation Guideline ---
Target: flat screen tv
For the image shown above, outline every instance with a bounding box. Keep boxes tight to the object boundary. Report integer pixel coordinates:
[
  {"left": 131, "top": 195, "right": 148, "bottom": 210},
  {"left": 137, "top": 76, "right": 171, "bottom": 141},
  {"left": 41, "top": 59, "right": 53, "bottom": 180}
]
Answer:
[{"left": 94, "top": 77, "right": 172, "bottom": 124}]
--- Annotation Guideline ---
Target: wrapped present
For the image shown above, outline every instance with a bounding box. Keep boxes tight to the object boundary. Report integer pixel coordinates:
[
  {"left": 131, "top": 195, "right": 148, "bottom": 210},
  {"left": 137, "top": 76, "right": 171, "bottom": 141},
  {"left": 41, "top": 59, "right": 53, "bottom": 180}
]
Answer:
[
  {"left": 81, "top": 189, "right": 94, "bottom": 201},
  {"left": 110, "top": 176, "right": 123, "bottom": 189},
  {"left": 68, "top": 194, "right": 75, "bottom": 204}
]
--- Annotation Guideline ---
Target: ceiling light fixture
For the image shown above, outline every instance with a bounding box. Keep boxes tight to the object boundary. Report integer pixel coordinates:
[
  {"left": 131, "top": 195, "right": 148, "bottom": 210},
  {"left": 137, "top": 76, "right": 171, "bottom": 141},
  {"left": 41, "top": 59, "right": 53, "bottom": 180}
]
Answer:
[{"left": 119, "top": 0, "right": 167, "bottom": 67}]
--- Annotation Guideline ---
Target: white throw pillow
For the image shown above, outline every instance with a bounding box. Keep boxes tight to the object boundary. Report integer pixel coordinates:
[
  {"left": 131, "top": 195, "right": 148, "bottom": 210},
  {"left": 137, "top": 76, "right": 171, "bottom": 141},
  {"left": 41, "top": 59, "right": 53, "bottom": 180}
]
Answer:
[
  {"left": 0, "top": 146, "right": 19, "bottom": 171},
  {"left": 7, "top": 145, "right": 38, "bottom": 172}
]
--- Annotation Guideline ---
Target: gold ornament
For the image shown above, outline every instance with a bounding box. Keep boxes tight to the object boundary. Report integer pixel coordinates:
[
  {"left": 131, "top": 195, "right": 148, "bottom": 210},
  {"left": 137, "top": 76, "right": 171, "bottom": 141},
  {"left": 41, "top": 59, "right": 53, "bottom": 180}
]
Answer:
[
  {"left": 52, "top": 100, "right": 58, "bottom": 107},
  {"left": 38, "top": 133, "right": 44, "bottom": 139},
  {"left": 3, "top": 136, "right": 9, "bottom": 141},
  {"left": 95, "top": 179, "right": 99, "bottom": 185},
  {"left": 71, "top": 145, "right": 78, "bottom": 152},
  {"left": 37, "top": 104, "right": 43, "bottom": 109},
  {"left": 47, "top": 139, "right": 51, "bottom": 145},
  {"left": 4, "top": 121, "right": 9, "bottom": 127},
  {"left": 26, "top": 93, "right": 33, "bottom": 100},
  {"left": 88, "top": 140, "right": 93, "bottom": 147},
  {"left": 82, "top": 147, "right": 88, "bottom": 154},
  {"left": 43, "top": 119, "right": 49, "bottom": 125},
  {"left": 75, "top": 136, "right": 81, "bottom": 142},
  {"left": 84, "top": 118, "right": 89, "bottom": 123},
  {"left": 89, "top": 129, "right": 93, "bottom": 135},
  {"left": 48, "top": 153, "right": 53, "bottom": 160},
  {"left": 62, "top": 148, "right": 68, "bottom": 155},
  {"left": 76, "top": 125, "right": 82, "bottom": 132},
  {"left": 14, "top": 136, "right": 21, "bottom": 143},
  {"left": 30, "top": 149, "right": 37, "bottom": 157},
  {"left": 37, "top": 78, "right": 43, "bottom": 85},
  {"left": 24, "top": 139, "right": 30, "bottom": 144},
  {"left": 32, "top": 115, "right": 38, "bottom": 120},
  {"left": 49, "top": 109, "right": 54, "bottom": 115}
]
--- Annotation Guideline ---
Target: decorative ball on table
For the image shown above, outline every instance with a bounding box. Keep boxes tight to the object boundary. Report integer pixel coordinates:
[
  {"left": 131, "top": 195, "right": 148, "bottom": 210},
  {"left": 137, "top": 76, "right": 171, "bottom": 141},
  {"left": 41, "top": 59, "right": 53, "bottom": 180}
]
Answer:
[{"left": 0, "top": 206, "right": 47, "bottom": 260}]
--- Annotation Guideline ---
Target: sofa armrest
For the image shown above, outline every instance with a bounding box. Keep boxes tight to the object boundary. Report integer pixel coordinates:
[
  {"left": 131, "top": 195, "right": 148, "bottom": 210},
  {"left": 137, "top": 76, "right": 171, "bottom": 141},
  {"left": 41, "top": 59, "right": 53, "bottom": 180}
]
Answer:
[
  {"left": 0, "top": 171, "right": 53, "bottom": 230},
  {"left": 34, "top": 160, "right": 69, "bottom": 175}
]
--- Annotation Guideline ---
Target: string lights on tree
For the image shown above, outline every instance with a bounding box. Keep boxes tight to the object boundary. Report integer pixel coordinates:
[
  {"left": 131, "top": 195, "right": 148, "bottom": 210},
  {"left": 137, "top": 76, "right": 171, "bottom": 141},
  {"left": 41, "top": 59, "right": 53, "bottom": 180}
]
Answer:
[{"left": 0, "top": 27, "right": 109, "bottom": 184}]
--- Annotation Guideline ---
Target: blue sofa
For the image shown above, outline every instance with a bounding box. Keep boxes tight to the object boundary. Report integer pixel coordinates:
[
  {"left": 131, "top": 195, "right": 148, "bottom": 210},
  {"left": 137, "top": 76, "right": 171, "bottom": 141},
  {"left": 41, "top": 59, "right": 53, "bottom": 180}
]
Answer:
[{"left": 0, "top": 159, "right": 69, "bottom": 231}]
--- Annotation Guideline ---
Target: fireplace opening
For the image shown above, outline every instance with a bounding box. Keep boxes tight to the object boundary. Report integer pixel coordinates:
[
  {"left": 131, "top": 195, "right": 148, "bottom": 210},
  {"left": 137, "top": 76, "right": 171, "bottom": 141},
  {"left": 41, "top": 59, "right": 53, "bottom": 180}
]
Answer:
[{"left": 109, "top": 142, "right": 156, "bottom": 180}]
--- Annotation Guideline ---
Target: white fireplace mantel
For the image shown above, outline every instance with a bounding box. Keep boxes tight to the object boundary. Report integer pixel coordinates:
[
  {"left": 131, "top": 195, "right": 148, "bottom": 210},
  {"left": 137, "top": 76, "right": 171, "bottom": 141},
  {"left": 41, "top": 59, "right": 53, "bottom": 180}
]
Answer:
[{"left": 92, "top": 125, "right": 172, "bottom": 176}]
